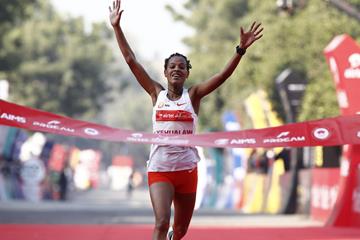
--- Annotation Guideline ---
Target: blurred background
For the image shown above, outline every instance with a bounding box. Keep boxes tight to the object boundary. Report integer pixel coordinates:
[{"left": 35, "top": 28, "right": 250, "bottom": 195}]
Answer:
[{"left": 0, "top": 0, "right": 360, "bottom": 226}]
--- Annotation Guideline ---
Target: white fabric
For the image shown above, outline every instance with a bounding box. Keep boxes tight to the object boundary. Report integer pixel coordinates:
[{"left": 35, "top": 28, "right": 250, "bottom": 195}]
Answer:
[{"left": 147, "top": 89, "right": 200, "bottom": 172}]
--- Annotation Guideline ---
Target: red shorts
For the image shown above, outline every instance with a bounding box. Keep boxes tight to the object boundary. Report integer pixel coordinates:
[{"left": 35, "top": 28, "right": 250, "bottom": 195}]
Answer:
[{"left": 148, "top": 168, "right": 198, "bottom": 193}]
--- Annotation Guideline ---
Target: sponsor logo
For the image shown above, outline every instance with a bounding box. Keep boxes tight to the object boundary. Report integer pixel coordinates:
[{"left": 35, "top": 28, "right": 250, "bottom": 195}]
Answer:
[
  {"left": 311, "top": 184, "right": 338, "bottom": 210},
  {"left": 33, "top": 120, "right": 75, "bottom": 132},
  {"left": 156, "top": 110, "right": 193, "bottom": 122},
  {"left": 126, "top": 136, "right": 150, "bottom": 143},
  {"left": 157, "top": 102, "right": 170, "bottom": 108},
  {"left": 214, "top": 138, "right": 229, "bottom": 146},
  {"left": 131, "top": 133, "right": 143, "bottom": 138},
  {"left": 84, "top": 128, "right": 99, "bottom": 136},
  {"left": 277, "top": 131, "right": 290, "bottom": 138},
  {"left": 176, "top": 102, "right": 186, "bottom": 106},
  {"left": 344, "top": 53, "right": 360, "bottom": 79},
  {"left": 0, "top": 112, "right": 26, "bottom": 124},
  {"left": 48, "top": 120, "right": 60, "bottom": 125},
  {"left": 313, "top": 128, "right": 331, "bottom": 140},
  {"left": 125, "top": 136, "right": 189, "bottom": 145},
  {"left": 153, "top": 137, "right": 189, "bottom": 145},
  {"left": 214, "top": 138, "right": 256, "bottom": 146},
  {"left": 263, "top": 131, "right": 306, "bottom": 144},
  {"left": 158, "top": 102, "right": 165, "bottom": 108},
  {"left": 229, "top": 138, "right": 257, "bottom": 145}
]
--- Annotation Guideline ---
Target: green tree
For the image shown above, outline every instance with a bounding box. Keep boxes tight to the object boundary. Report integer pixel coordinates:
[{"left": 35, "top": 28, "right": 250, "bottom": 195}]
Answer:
[
  {"left": 4, "top": 0, "right": 114, "bottom": 118},
  {"left": 0, "top": 0, "right": 38, "bottom": 72},
  {"left": 170, "top": 0, "right": 360, "bottom": 129}
]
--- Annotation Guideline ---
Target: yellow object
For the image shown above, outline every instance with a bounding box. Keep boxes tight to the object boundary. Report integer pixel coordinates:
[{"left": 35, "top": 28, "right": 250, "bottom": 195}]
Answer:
[
  {"left": 242, "top": 173, "right": 266, "bottom": 213},
  {"left": 265, "top": 160, "right": 285, "bottom": 213},
  {"left": 314, "top": 146, "right": 323, "bottom": 167}
]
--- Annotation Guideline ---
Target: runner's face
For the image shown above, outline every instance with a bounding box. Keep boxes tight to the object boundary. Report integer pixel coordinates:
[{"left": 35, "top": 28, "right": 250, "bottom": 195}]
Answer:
[{"left": 164, "top": 56, "right": 189, "bottom": 86}]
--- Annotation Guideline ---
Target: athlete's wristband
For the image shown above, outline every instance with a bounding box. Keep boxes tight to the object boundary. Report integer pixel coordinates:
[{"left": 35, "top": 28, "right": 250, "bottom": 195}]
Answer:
[{"left": 236, "top": 45, "right": 246, "bottom": 56}]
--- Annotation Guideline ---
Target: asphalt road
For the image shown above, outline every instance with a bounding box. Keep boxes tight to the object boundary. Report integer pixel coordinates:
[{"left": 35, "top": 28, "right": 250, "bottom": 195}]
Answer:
[{"left": 0, "top": 187, "right": 323, "bottom": 227}]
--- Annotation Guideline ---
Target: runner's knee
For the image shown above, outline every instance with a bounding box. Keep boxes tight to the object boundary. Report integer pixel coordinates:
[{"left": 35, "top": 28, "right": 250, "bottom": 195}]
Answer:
[{"left": 173, "top": 225, "right": 188, "bottom": 239}]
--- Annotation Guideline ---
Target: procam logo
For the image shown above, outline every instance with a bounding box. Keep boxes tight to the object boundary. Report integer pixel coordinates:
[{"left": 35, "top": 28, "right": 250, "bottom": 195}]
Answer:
[
  {"left": 263, "top": 131, "right": 305, "bottom": 144},
  {"left": 277, "top": 131, "right": 290, "bottom": 138},
  {"left": 47, "top": 120, "right": 61, "bottom": 125},
  {"left": 33, "top": 120, "right": 74, "bottom": 132}
]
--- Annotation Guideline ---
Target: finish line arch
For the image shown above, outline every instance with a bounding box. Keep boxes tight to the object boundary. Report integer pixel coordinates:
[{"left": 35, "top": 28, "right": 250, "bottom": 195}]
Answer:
[{"left": 323, "top": 34, "right": 360, "bottom": 227}]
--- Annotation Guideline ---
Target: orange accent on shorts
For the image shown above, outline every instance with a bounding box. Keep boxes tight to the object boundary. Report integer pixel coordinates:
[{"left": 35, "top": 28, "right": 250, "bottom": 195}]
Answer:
[{"left": 148, "top": 168, "right": 198, "bottom": 193}]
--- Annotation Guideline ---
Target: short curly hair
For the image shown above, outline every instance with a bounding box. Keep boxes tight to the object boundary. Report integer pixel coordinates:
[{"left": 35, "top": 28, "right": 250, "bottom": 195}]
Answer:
[{"left": 164, "top": 53, "right": 192, "bottom": 71}]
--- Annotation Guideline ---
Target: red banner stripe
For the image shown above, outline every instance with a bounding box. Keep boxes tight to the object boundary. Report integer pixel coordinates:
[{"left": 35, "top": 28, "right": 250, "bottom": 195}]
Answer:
[{"left": 0, "top": 100, "right": 359, "bottom": 148}]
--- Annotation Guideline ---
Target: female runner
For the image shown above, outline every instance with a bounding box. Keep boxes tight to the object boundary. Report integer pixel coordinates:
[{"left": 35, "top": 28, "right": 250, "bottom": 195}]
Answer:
[{"left": 109, "top": 1, "right": 263, "bottom": 239}]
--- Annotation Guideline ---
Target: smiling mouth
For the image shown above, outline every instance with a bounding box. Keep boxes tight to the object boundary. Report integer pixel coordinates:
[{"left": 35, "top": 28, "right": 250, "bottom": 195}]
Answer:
[{"left": 172, "top": 74, "right": 182, "bottom": 80}]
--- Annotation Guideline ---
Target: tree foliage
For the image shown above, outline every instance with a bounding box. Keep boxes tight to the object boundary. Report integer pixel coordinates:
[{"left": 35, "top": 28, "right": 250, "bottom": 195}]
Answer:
[
  {"left": 170, "top": 0, "right": 360, "bottom": 129},
  {"left": 0, "top": 0, "right": 38, "bottom": 72},
  {"left": 3, "top": 0, "right": 114, "bottom": 118},
  {"left": 0, "top": 0, "right": 164, "bottom": 164},
  {"left": 0, "top": 0, "right": 37, "bottom": 32}
]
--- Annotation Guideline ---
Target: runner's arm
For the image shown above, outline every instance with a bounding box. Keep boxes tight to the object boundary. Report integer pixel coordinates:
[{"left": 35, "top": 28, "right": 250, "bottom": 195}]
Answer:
[
  {"left": 190, "top": 21, "right": 263, "bottom": 100},
  {"left": 109, "top": 0, "right": 163, "bottom": 103}
]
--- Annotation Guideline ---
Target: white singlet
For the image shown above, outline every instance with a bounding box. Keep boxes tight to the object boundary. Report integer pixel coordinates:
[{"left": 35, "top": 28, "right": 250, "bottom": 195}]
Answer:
[{"left": 147, "top": 88, "right": 200, "bottom": 172}]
